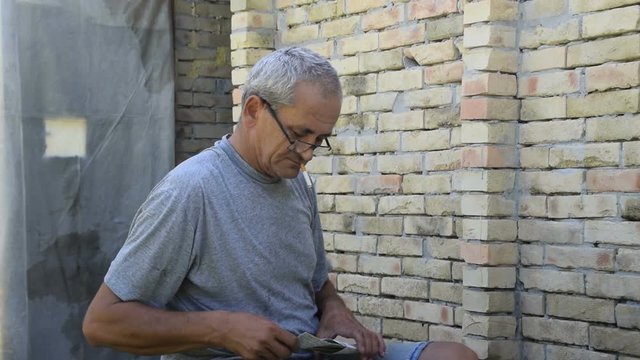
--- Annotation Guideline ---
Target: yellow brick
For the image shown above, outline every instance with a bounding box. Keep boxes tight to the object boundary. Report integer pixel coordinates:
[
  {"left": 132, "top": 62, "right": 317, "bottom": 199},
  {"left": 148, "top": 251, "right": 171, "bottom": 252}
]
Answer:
[
  {"left": 306, "top": 156, "right": 332, "bottom": 173},
  {"left": 335, "top": 155, "right": 374, "bottom": 173},
  {"left": 547, "top": 195, "right": 618, "bottom": 218},
  {"left": 425, "top": 107, "right": 460, "bottom": 129},
  {"left": 338, "top": 33, "right": 379, "bottom": 56},
  {"left": 285, "top": 7, "right": 307, "bottom": 26},
  {"left": 304, "top": 41, "right": 333, "bottom": 58},
  {"left": 463, "top": 48, "right": 518, "bottom": 73},
  {"left": 583, "top": 5, "right": 640, "bottom": 38},
  {"left": 518, "top": 70, "right": 580, "bottom": 97},
  {"left": 567, "top": 89, "right": 640, "bottom": 118},
  {"left": 379, "top": 24, "right": 427, "bottom": 50},
  {"left": 281, "top": 24, "right": 319, "bottom": 44},
  {"left": 359, "top": 49, "right": 404, "bottom": 73},
  {"left": 520, "top": 170, "right": 584, "bottom": 194},
  {"left": 570, "top": 0, "right": 640, "bottom": 13},
  {"left": 357, "top": 216, "right": 404, "bottom": 235},
  {"left": 524, "top": 0, "right": 566, "bottom": 20},
  {"left": 276, "top": 0, "right": 293, "bottom": 9},
  {"left": 231, "top": 0, "right": 274, "bottom": 12},
  {"left": 624, "top": 141, "right": 640, "bottom": 166},
  {"left": 586, "top": 61, "right": 640, "bottom": 92},
  {"left": 378, "top": 195, "right": 425, "bottom": 215},
  {"left": 405, "top": 88, "right": 453, "bottom": 108},
  {"left": 407, "top": 39, "right": 459, "bottom": 65},
  {"left": 521, "top": 46, "right": 566, "bottom": 72},
  {"left": 462, "top": 266, "right": 516, "bottom": 288},
  {"left": 453, "top": 170, "right": 516, "bottom": 192},
  {"left": 461, "top": 122, "right": 516, "bottom": 144},
  {"left": 463, "top": 25, "right": 516, "bottom": 49},
  {"left": 463, "top": 313, "right": 517, "bottom": 337},
  {"left": 356, "top": 132, "right": 400, "bottom": 153},
  {"left": 230, "top": 49, "right": 272, "bottom": 66},
  {"left": 520, "top": 147, "right": 550, "bottom": 168},
  {"left": 460, "top": 194, "right": 515, "bottom": 216},
  {"left": 401, "top": 129, "right": 451, "bottom": 152},
  {"left": 340, "top": 96, "right": 358, "bottom": 115},
  {"left": 379, "top": 111, "right": 424, "bottom": 132},
  {"left": 585, "top": 114, "right": 640, "bottom": 141},
  {"left": 377, "top": 154, "right": 423, "bottom": 174},
  {"left": 425, "top": 61, "right": 464, "bottom": 85},
  {"left": 331, "top": 57, "right": 359, "bottom": 76},
  {"left": 463, "top": 0, "right": 518, "bottom": 24},
  {"left": 345, "top": 0, "right": 385, "bottom": 14},
  {"left": 402, "top": 175, "right": 451, "bottom": 194},
  {"left": 340, "top": 95, "right": 358, "bottom": 115},
  {"left": 231, "top": 67, "right": 250, "bottom": 85},
  {"left": 320, "top": 16, "right": 360, "bottom": 38},
  {"left": 362, "top": 6, "right": 405, "bottom": 31},
  {"left": 520, "top": 120, "right": 584, "bottom": 144},
  {"left": 549, "top": 143, "right": 620, "bottom": 168},
  {"left": 334, "top": 113, "right": 369, "bottom": 134},
  {"left": 335, "top": 195, "right": 376, "bottom": 214},
  {"left": 521, "top": 96, "right": 567, "bottom": 121},
  {"left": 309, "top": 1, "right": 337, "bottom": 22},
  {"left": 360, "top": 92, "right": 398, "bottom": 112},
  {"left": 520, "top": 20, "right": 580, "bottom": 49},
  {"left": 378, "top": 69, "right": 423, "bottom": 92},
  {"left": 340, "top": 74, "right": 377, "bottom": 96},
  {"left": 230, "top": 31, "right": 274, "bottom": 49},
  {"left": 425, "top": 149, "right": 462, "bottom": 171},
  {"left": 567, "top": 34, "right": 640, "bottom": 67},
  {"left": 232, "top": 12, "right": 276, "bottom": 30},
  {"left": 428, "top": 14, "right": 464, "bottom": 41}
]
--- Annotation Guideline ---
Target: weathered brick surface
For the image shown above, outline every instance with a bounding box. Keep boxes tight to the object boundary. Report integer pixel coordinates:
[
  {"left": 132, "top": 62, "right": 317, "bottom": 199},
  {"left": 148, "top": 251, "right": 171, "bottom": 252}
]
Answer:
[
  {"left": 523, "top": 317, "right": 589, "bottom": 346},
  {"left": 224, "top": 1, "right": 640, "bottom": 356}
]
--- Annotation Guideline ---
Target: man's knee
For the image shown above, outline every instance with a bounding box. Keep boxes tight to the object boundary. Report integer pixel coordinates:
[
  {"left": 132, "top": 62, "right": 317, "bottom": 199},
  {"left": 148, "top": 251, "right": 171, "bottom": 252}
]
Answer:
[{"left": 420, "top": 341, "right": 478, "bottom": 360}]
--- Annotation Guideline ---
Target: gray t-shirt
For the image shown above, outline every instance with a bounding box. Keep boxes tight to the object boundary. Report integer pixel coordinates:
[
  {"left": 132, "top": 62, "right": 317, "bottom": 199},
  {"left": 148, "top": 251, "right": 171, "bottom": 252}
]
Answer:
[{"left": 105, "top": 136, "right": 330, "bottom": 359}]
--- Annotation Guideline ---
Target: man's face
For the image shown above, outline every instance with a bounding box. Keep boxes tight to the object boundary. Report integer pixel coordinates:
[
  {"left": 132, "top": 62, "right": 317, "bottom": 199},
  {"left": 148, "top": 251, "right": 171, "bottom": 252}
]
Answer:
[{"left": 255, "top": 82, "right": 341, "bottom": 179}]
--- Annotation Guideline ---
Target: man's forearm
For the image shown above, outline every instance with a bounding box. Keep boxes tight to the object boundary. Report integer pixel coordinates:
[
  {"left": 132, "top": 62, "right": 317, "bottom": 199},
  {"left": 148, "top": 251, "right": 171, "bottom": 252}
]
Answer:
[
  {"left": 83, "top": 284, "right": 226, "bottom": 355},
  {"left": 315, "top": 280, "right": 347, "bottom": 314}
]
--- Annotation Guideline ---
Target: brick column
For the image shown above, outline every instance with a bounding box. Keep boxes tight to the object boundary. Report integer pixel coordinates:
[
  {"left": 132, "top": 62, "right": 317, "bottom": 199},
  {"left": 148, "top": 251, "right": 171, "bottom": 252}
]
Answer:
[
  {"left": 174, "top": 0, "right": 233, "bottom": 163},
  {"left": 229, "top": 0, "right": 276, "bottom": 121},
  {"left": 459, "top": 1, "right": 520, "bottom": 358}
]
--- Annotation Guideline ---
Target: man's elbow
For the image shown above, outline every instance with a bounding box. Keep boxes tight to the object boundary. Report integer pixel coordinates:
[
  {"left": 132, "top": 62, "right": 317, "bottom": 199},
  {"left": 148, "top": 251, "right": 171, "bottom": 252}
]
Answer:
[{"left": 82, "top": 311, "right": 108, "bottom": 347}]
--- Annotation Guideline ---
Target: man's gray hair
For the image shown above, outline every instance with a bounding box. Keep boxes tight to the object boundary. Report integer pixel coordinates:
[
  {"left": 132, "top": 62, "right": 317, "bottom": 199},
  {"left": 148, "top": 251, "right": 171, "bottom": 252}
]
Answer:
[{"left": 241, "top": 47, "right": 342, "bottom": 110}]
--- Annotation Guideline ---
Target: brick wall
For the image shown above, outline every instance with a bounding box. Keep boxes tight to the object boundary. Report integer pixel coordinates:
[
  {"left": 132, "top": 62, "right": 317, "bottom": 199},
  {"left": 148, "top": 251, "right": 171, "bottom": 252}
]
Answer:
[
  {"left": 227, "top": 0, "right": 640, "bottom": 359},
  {"left": 517, "top": 1, "right": 640, "bottom": 359},
  {"left": 174, "top": 0, "right": 234, "bottom": 164}
]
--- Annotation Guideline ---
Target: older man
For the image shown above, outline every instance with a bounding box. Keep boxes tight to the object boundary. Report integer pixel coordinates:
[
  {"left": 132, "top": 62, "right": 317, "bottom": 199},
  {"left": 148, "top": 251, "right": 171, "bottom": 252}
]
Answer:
[{"left": 83, "top": 47, "right": 477, "bottom": 360}]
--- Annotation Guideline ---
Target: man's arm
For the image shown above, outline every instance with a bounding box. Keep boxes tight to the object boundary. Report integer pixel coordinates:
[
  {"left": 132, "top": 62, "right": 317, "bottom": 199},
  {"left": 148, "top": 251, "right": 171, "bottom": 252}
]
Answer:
[
  {"left": 83, "top": 283, "right": 297, "bottom": 359},
  {"left": 315, "top": 280, "right": 385, "bottom": 360}
]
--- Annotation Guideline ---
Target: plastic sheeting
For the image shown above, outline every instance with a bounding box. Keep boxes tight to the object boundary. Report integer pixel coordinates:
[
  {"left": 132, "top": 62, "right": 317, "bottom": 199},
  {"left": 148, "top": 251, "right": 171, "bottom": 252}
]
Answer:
[{"left": 1, "top": 1, "right": 174, "bottom": 358}]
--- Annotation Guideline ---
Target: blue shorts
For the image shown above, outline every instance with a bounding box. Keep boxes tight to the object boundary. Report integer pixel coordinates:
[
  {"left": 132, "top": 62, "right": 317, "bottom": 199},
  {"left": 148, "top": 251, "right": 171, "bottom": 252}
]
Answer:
[
  {"left": 171, "top": 340, "right": 431, "bottom": 360},
  {"left": 326, "top": 341, "right": 430, "bottom": 360}
]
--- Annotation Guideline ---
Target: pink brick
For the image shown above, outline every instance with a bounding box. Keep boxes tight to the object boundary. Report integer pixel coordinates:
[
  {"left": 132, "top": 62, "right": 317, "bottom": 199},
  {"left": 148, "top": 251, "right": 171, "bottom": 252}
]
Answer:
[
  {"left": 519, "top": 71, "right": 580, "bottom": 97},
  {"left": 586, "top": 169, "right": 640, "bottom": 192},
  {"left": 460, "top": 97, "right": 519, "bottom": 120},
  {"left": 586, "top": 61, "right": 640, "bottom": 92},
  {"left": 408, "top": 0, "right": 458, "bottom": 20},
  {"left": 232, "top": 88, "right": 243, "bottom": 105},
  {"left": 379, "top": 24, "right": 426, "bottom": 49},
  {"left": 362, "top": 6, "right": 404, "bottom": 31},
  {"left": 462, "top": 146, "right": 518, "bottom": 168},
  {"left": 356, "top": 175, "right": 403, "bottom": 194},
  {"left": 462, "top": 73, "right": 517, "bottom": 97}
]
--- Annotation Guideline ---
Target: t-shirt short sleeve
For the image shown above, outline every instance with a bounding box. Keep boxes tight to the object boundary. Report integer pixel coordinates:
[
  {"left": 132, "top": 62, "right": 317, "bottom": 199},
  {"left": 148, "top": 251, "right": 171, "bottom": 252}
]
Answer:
[{"left": 104, "top": 178, "right": 203, "bottom": 307}]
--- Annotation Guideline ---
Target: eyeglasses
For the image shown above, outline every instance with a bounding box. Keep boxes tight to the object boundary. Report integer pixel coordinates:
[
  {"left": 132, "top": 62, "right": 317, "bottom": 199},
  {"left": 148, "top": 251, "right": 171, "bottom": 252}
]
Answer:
[{"left": 260, "top": 97, "right": 332, "bottom": 155}]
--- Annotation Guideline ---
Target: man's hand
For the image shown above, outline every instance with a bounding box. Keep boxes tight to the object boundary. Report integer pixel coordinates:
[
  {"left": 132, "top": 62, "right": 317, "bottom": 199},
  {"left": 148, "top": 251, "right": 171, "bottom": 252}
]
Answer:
[
  {"left": 315, "top": 282, "right": 385, "bottom": 360},
  {"left": 220, "top": 312, "right": 298, "bottom": 360}
]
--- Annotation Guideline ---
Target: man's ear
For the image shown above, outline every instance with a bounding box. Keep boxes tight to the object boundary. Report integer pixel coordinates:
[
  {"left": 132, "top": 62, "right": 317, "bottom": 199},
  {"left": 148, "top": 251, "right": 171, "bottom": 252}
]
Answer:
[{"left": 241, "top": 95, "right": 262, "bottom": 128}]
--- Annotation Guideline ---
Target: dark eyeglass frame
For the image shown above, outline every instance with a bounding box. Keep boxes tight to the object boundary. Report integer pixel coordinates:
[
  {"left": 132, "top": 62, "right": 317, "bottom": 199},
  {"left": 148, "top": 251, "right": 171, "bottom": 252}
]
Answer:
[{"left": 259, "top": 97, "right": 332, "bottom": 154}]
